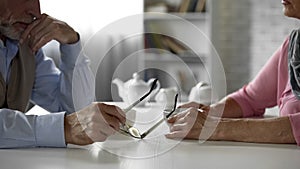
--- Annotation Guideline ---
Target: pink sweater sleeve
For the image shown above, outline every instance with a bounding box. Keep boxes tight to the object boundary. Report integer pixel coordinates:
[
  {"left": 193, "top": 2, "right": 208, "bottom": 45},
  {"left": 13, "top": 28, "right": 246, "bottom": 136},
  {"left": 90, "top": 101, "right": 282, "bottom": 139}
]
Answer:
[
  {"left": 228, "top": 38, "right": 300, "bottom": 145},
  {"left": 229, "top": 39, "right": 288, "bottom": 117}
]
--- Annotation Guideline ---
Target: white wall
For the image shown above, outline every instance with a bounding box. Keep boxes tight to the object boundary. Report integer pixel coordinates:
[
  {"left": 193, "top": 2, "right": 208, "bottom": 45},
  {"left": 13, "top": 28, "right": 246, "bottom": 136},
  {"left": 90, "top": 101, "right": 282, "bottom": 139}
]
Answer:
[
  {"left": 210, "top": 0, "right": 300, "bottom": 96},
  {"left": 250, "top": 0, "right": 300, "bottom": 78},
  {"left": 39, "top": 1, "right": 144, "bottom": 101},
  {"left": 210, "top": 0, "right": 252, "bottom": 96},
  {"left": 40, "top": 0, "right": 143, "bottom": 40}
]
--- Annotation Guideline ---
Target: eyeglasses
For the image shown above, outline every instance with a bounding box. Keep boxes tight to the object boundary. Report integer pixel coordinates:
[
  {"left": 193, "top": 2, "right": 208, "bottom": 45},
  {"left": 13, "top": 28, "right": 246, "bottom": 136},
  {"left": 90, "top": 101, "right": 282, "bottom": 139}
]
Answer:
[
  {"left": 139, "top": 93, "right": 178, "bottom": 139},
  {"left": 123, "top": 78, "right": 159, "bottom": 113},
  {"left": 119, "top": 78, "right": 158, "bottom": 138},
  {"left": 120, "top": 82, "right": 178, "bottom": 139}
]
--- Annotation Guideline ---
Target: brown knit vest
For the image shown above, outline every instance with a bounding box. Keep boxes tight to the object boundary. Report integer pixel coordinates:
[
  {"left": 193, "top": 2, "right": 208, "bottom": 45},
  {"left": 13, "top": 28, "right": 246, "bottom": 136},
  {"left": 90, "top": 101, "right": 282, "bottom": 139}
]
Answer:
[{"left": 0, "top": 42, "right": 35, "bottom": 112}]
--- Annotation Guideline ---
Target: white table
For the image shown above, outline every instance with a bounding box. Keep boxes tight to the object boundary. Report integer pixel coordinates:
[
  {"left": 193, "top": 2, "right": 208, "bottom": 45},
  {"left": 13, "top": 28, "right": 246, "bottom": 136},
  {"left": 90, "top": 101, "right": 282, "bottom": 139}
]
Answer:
[
  {"left": 1, "top": 141, "right": 299, "bottom": 169},
  {"left": 1, "top": 102, "right": 300, "bottom": 169}
]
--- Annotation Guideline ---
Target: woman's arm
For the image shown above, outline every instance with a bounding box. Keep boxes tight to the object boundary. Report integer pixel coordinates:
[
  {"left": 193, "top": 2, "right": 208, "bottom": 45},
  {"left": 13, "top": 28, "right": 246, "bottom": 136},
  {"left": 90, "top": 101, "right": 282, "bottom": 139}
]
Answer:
[
  {"left": 179, "top": 97, "right": 244, "bottom": 118},
  {"left": 167, "top": 108, "right": 296, "bottom": 144},
  {"left": 212, "top": 116, "right": 296, "bottom": 144},
  {"left": 210, "top": 97, "right": 244, "bottom": 118}
]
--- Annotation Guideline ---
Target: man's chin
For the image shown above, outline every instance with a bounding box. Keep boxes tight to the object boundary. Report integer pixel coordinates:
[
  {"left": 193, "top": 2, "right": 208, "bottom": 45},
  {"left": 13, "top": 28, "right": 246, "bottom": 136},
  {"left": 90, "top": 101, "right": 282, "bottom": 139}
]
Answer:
[
  {"left": 0, "top": 29, "right": 21, "bottom": 41},
  {"left": 1, "top": 24, "right": 24, "bottom": 39}
]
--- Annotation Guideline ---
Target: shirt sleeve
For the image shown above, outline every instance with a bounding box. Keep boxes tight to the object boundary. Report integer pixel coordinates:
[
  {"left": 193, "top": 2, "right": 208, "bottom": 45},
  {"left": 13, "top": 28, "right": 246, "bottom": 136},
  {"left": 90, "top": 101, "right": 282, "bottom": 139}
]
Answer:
[
  {"left": 31, "top": 39, "right": 95, "bottom": 114},
  {"left": 59, "top": 41, "right": 95, "bottom": 112},
  {"left": 228, "top": 40, "right": 287, "bottom": 117},
  {"left": 0, "top": 109, "right": 66, "bottom": 148}
]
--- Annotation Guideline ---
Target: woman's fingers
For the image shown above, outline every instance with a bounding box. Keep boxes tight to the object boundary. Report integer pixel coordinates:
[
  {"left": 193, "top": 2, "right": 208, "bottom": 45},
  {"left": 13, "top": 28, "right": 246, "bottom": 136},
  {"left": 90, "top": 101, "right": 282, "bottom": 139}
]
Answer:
[
  {"left": 165, "top": 131, "right": 187, "bottom": 139},
  {"left": 166, "top": 108, "right": 208, "bottom": 139}
]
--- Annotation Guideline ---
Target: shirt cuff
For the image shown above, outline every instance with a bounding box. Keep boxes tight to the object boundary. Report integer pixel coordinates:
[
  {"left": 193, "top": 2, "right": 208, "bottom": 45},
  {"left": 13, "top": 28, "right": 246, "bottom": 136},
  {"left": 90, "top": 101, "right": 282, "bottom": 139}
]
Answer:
[
  {"left": 35, "top": 112, "right": 66, "bottom": 147},
  {"left": 288, "top": 113, "right": 300, "bottom": 146},
  {"left": 59, "top": 39, "right": 85, "bottom": 70}
]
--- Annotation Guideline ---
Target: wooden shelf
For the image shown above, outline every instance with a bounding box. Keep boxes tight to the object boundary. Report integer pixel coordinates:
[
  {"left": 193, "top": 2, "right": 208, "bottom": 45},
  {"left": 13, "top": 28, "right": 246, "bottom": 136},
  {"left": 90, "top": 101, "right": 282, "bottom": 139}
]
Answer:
[
  {"left": 142, "top": 0, "right": 210, "bottom": 94},
  {"left": 144, "top": 12, "right": 208, "bottom": 21},
  {"left": 143, "top": 52, "right": 206, "bottom": 64}
]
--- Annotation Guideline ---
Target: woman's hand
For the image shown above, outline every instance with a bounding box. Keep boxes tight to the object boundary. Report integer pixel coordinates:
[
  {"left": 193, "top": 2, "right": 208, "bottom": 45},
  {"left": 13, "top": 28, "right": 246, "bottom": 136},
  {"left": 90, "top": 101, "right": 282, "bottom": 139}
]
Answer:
[
  {"left": 178, "top": 102, "right": 209, "bottom": 109},
  {"left": 165, "top": 107, "right": 220, "bottom": 140},
  {"left": 166, "top": 106, "right": 296, "bottom": 144}
]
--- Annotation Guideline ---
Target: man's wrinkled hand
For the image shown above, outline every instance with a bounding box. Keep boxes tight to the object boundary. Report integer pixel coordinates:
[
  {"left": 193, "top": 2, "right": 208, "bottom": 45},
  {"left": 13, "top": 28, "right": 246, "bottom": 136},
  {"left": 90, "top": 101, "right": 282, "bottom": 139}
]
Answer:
[
  {"left": 20, "top": 13, "right": 79, "bottom": 53},
  {"left": 64, "top": 102, "right": 126, "bottom": 145}
]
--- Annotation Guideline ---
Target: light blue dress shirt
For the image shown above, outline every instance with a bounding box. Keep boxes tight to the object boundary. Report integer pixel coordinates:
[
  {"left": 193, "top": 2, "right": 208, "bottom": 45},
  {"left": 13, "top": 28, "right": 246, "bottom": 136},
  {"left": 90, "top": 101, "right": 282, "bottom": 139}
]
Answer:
[{"left": 0, "top": 38, "right": 95, "bottom": 148}]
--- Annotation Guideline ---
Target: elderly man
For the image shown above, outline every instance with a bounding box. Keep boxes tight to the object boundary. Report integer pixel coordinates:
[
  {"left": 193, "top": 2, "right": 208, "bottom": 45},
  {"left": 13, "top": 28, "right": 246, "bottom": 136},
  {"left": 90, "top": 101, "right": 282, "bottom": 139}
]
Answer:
[{"left": 0, "top": 0, "right": 125, "bottom": 148}]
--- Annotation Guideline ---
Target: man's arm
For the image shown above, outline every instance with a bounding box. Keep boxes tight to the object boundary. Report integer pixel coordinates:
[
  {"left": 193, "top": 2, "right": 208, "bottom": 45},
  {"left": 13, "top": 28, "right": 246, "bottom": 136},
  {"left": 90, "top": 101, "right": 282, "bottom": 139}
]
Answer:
[
  {"left": 29, "top": 14, "right": 94, "bottom": 113},
  {"left": 31, "top": 41, "right": 94, "bottom": 114},
  {"left": 0, "top": 109, "right": 66, "bottom": 148},
  {"left": 0, "top": 103, "right": 126, "bottom": 148},
  {"left": 59, "top": 40, "right": 95, "bottom": 112}
]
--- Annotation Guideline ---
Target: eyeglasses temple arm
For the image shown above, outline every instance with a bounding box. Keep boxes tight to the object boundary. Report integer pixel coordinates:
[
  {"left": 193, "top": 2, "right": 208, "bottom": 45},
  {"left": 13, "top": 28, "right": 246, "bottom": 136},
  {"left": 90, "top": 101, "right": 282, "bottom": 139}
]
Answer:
[
  {"left": 123, "top": 79, "right": 158, "bottom": 113},
  {"left": 141, "top": 93, "right": 178, "bottom": 139}
]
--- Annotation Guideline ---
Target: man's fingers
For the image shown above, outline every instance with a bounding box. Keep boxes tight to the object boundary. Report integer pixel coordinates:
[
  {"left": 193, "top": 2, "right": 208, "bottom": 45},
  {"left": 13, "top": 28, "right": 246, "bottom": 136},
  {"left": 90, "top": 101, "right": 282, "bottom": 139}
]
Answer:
[
  {"left": 30, "top": 31, "right": 53, "bottom": 52},
  {"left": 28, "top": 16, "right": 54, "bottom": 51},
  {"left": 20, "top": 19, "right": 41, "bottom": 44},
  {"left": 99, "top": 103, "right": 126, "bottom": 124},
  {"left": 85, "top": 130, "right": 107, "bottom": 142},
  {"left": 101, "top": 113, "right": 121, "bottom": 131},
  {"left": 87, "top": 121, "right": 116, "bottom": 138},
  {"left": 28, "top": 14, "right": 50, "bottom": 38},
  {"left": 20, "top": 14, "right": 49, "bottom": 50}
]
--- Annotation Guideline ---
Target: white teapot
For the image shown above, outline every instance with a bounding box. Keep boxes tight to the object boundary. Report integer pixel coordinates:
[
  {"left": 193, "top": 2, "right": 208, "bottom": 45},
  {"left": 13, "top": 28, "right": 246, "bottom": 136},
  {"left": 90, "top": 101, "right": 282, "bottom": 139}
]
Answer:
[
  {"left": 112, "top": 72, "right": 160, "bottom": 106},
  {"left": 188, "top": 82, "right": 213, "bottom": 105},
  {"left": 155, "top": 87, "right": 178, "bottom": 110}
]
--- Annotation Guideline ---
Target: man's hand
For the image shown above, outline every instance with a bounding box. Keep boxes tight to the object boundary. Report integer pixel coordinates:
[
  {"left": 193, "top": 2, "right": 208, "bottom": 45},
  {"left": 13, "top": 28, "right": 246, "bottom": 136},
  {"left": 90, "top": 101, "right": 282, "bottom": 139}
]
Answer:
[
  {"left": 64, "top": 103, "right": 126, "bottom": 145},
  {"left": 20, "top": 13, "right": 78, "bottom": 53}
]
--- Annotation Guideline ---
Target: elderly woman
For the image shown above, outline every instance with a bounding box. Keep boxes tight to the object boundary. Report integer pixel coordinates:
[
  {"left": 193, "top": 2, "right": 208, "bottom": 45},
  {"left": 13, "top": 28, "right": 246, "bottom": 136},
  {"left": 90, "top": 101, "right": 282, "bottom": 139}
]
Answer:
[{"left": 166, "top": 0, "right": 300, "bottom": 145}]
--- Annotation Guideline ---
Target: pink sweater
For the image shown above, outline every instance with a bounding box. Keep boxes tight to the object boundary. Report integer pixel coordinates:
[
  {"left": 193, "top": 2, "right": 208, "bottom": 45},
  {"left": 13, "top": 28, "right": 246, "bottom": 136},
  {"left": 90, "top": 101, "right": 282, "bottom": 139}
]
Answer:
[{"left": 229, "top": 37, "right": 300, "bottom": 145}]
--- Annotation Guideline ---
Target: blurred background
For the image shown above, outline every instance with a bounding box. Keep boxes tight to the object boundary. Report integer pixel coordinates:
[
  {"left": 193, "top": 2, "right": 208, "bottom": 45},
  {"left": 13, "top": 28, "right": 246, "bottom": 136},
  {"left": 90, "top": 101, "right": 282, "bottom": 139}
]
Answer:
[{"left": 40, "top": 0, "right": 300, "bottom": 102}]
